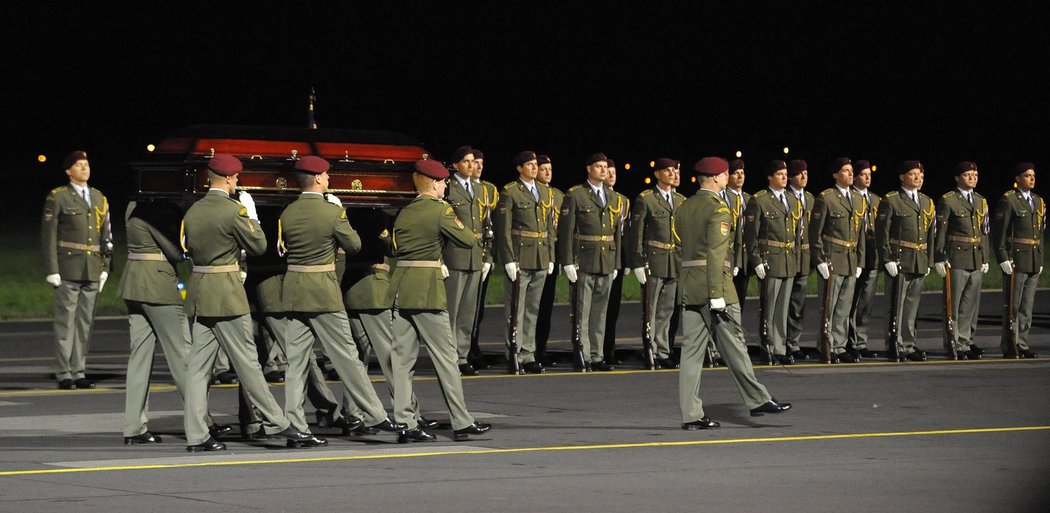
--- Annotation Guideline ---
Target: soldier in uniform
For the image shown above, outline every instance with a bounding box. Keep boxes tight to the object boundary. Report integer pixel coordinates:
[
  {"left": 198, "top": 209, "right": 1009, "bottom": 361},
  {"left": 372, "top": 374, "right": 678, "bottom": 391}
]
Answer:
[
  {"left": 278, "top": 156, "right": 403, "bottom": 443},
  {"left": 875, "top": 160, "right": 936, "bottom": 362},
  {"left": 743, "top": 160, "right": 801, "bottom": 365},
  {"left": 495, "top": 151, "right": 555, "bottom": 374},
  {"left": 785, "top": 159, "right": 814, "bottom": 360},
  {"left": 41, "top": 150, "right": 112, "bottom": 390},
  {"left": 848, "top": 160, "right": 881, "bottom": 358},
  {"left": 810, "top": 158, "right": 866, "bottom": 363},
  {"left": 469, "top": 148, "right": 499, "bottom": 369},
  {"left": 387, "top": 159, "right": 492, "bottom": 443},
  {"left": 557, "top": 153, "right": 622, "bottom": 372},
  {"left": 180, "top": 154, "right": 316, "bottom": 452},
  {"left": 535, "top": 154, "right": 563, "bottom": 365},
  {"left": 726, "top": 159, "right": 751, "bottom": 309},
  {"left": 602, "top": 159, "right": 630, "bottom": 364},
  {"left": 992, "top": 163, "right": 1043, "bottom": 358},
  {"left": 676, "top": 157, "right": 791, "bottom": 430},
  {"left": 626, "top": 157, "right": 684, "bottom": 369},
  {"left": 443, "top": 146, "right": 491, "bottom": 376},
  {"left": 934, "top": 161, "right": 990, "bottom": 359}
]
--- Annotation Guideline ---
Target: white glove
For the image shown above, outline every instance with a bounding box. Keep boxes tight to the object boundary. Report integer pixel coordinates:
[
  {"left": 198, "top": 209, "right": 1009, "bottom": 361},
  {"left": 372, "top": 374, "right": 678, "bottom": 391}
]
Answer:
[
  {"left": 238, "top": 191, "right": 259, "bottom": 221},
  {"left": 99, "top": 271, "right": 109, "bottom": 291},
  {"left": 481, "top": 262, "right": 491, "bottom": 281},
  {"left": 980, "top": 263, "right": 989, "bottom": 273},
  {"left": 547, "top": 262, "right": 555, "bottom": 275},
  {"left": 563, "top": 265, "right": 579, "bottom": 283},
  {"left": 325, "top": 193, "right": 342, "bottom": 206},
  {"left": 633, "top": 267, "right": 647, "bottom": 285},
  {"left": 753, "top": 264, "right": 767, "bottom": 280},
  {"left": 934, "top": 262, "right": 947, "bottom": 278},
  {"left": 855, "top": 267, "right": 862, "bottom": 279},
  {"left": 611, "top": 269, "right": 618, "bottom": 280},
  {"left": 46, "top": 273, "right": 62, "bottom": 287},
  {"left": 504, "top": 262, "right": 519, "bottom": 282},
  {"left": 1040, "top": 266, "right": 1044, "bottom": 275},
  {"left": 709, "top": 297, "right": 726, "bottom": 311},
  {"left": 884, "top": 261, "right": 899, "bottom": 277},
  {"left": 440, "top": 264, "right": 449, "bottom": 279},
  {"left": 999, "top": 260, "right": 1013, "bottom": 275},
  {"left": 923, "top": 267, "right": 930, "bottom": 277},
  {"left": 816, "top": 262, "right": 831, "bottom": 280},
  {"left": 239, "top": 271, "right": 247, "bottom": 284},
  {"left": 733, "top": 266, "right": 740, "bottom": 277}
]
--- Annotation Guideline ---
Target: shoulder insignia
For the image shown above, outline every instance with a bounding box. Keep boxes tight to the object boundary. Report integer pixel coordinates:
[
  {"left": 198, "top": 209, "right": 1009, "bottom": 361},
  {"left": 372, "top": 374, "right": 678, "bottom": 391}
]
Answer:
[
  {"left": 673, "top": 192, "right": 686, "bottom": 199},
  {"left": 379, "top": 229, "right": 390, "bottom": 238},
  {"left": 454, "top": 217, "right": 465, "bottom": 230},
  {"left": 340, "top": 209, "right": 347, "bottom": 219},
  {"left": 715, "top": 206, "right": 730, "bottom": 214},
  {"left": 640, "top": 190, "right": 652, "bottom": 197},
  {"left": 941, "top": 191, "right": 954, "bottom": 199},
  {"left": 720, "top": 221, "right": 730, "bottom": 235},
  {"left": 437, "top": 198, "right": 450, "bottom": 206},
  {"left": 1003, "top": 191, "right": 1016, "bottom": 197},
  {"left": 886, "top": 191, "right": 899, "bottom": 197},
  {"left": 238, "top": 207, "right": 249, "bottom": 218},
  {"left": 754, "top": 190, "right": 768, "bottom": 197},
  {"left": 503, "top": 182, "right": 516, "bottom": 192},
  {"left": 443, "top": 206, "right": 455, "bottom": 217},
  {"left": 821, "top": 189, "right": 834, "bottom": 196},
  {"left": 568, "top": 185, "right": 582, "bottom": 193}
]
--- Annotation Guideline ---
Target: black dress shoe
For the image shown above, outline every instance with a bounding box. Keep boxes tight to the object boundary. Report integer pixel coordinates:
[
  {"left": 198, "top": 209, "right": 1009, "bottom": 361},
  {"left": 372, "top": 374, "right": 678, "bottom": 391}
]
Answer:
[
  {"left": 459, "top": 363, "right": 478, "bottom": 376},
  {"left": 286, "top": 433, "right": 328, "bottom": 448},
  {"left": 397, "top": 428, "right": 436, "bottom": 443},
  {"left": 522, "top": 361, "right": 545, "bottom": 374},
  {"left": 209, "top": 423, "right": 233, "bottom": 437},
  {"left": 904, "top": 351, "right": 927, "bottom": 362},
  {"left": 369, "top": 418, "right": 408, "bottom": 432},
  {"left": 590, "top": 361, "right": 615, "bottom": 372},
  {"left": 315, "top": 408, "right": 336, "bottom": 428},
  {"left": 790, "top": 350, "right": 808, "bottom": 361},
  {"left": 264, "top": 370, "right": 285, "bottom": 383},
  {"left": 124, "top": 431, "right": 162, "bottom": 445},
  {"left": 1021, "top": 349, "right": 1039, "bottom": 359},
  {"left": 187, "top": 437, "right": 226, "bottom": 452},
  {"left": 418, "top": 416, "right": 440, "bottom": 430},
  {"left": 750, "top": 400, "right": 792, "bottom": 416},
  {"left": 73, "top": 378, "right": 95, "bottom": 389},
  {"left": 241, "top": 426, "right": 267, "bottom": 441},
  {"left": 453, "top": 421, "right": 492, "bottom": 441},
  {"left": 858, "top": 348, "right": 878, "bottom": 359},
  {"left": 212, "top": 371, "right": 239, "bottom": 385},
  {"left": 276, "top": 427, "right": 314, "bottom": 443},
  {"left": 837, "top": 352, "right": 858, "bottom": 363},
  {"left": 657, "top": 358, "right": 680, "bottom": 369},
  {"left": 775, "top": 354, "right": 794, "bottom": 365},
  {"left": 58, "top": 379, "right": 76, "bottom": 390},
  {"left": 682, "top": 417, "right": 721, "bottom": 430},
  {"left": 970, "top": 345, "right": 985, "bottom": 356},
  {"left": 332, "top": 414, "right": 364, "bottom": 435}
]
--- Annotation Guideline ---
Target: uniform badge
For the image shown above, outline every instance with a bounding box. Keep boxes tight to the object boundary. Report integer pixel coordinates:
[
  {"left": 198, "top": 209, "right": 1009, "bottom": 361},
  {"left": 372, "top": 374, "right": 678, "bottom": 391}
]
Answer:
[
  {"left": 720, "top": 221, "right": 730, "bottom": 235},
  {"left": 43, "top": 209, "right": 53, "bottom": 221},
  {"left": 340, "top": 209, "right": 347, "bottom": 219},
  {"left": 454, "top": 217, "right": 465, "bottom": 229},
  {"left": 444, "top": 206, "right": 455, "bottom": 217},
  {"left": 380, "top": 229, "right": 390, "bottom": 238},
  {"left": 238, "top": 207, "right": 249, "bottom": 217}
]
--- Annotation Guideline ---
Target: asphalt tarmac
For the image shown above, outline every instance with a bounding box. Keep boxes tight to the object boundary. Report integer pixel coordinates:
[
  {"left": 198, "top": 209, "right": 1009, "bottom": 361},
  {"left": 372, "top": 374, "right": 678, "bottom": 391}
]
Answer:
[{"left": 1, "top": 290, "right": 1048, "bottom": 513}]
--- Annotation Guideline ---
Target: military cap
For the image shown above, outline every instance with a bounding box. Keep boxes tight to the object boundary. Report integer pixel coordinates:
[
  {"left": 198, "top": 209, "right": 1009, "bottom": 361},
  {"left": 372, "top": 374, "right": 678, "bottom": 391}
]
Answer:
[
  {"left": 654, "top": 157, "right": 676, "bottom": 171},
  {"left": 415, "top": 159, "right": 449, "bottom": 179},
  {"left": 513, "top": 150, "right": 538, "bottom": 166},
  {"left": 854, "top": 159, "right": 871, "bottom": 171},
  {"left": 63, "top": 150, "right": 88, "bottom": 170},
  {"left": 955, "top": 161, "right": 977, "bottom": 175},
  {"left": 787, "top": 159, "right": 808, "bottom": 177},
  {"left": 898, "top": 160, "right": 923, "bottom": 175},
  {"left": 586, "top": 153, "right": 608, "bottom": 165},
  {"left": 537, "top": 154, "right": 551, "bottom": 165},
  {"left": 829, "top": 157, "right": 852, "bottom": 174},
  {"left": 766, "top": 160, "right": 788, "bottom": 176},
  {"left": 294, "top": 155, "right": 331, "bottom": 174},
  {"left": 695, "top": 156, "right": 729, "bottom": 176},
  {"left": 606, "top": 157, "right": 617, "bottom": 168},
  {"left": 1014, "top": 162, "right": 1035, "bottom": 175},
  {"left": 471, "top": 148, "right": 485, "bottom": 160},
  {"left": 729, "top": 159, "right": 745, "bottom": 172},
  {"left": 208, "top": 154, "right": 243, "bottom": 176},
  {"left": 451, "top": 145, "right": 474, "bottom": 163}
]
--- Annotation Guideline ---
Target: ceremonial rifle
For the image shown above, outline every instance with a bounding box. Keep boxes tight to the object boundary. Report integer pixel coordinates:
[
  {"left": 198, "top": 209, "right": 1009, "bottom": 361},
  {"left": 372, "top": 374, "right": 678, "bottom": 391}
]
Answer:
[
  {"left": 640, "top": 264, "right": 656, "bottom": 370},
  {"left": 506, "top": 262, "right": 523, "bottom": 375},
  {"left": 819, "top": 261, "right": 834, "bottom": 364},
  {"left": 569, "top": 270, "right": 587, "bottom": 371},
  {"left": 943, "top": 264, "right": 958, "bottom": 359},
  {"left": 1004, "top": 267, "right": 1021, "bottom": 358}
]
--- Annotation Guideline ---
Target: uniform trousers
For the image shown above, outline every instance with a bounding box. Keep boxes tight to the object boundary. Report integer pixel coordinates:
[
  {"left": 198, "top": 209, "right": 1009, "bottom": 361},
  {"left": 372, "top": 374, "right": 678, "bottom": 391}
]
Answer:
[
  {"left": 579, "top": 272, "right": 614, "bottom": 363},
  {"left": 786, "top": 273, "right": 809, "bottom": 352},
  {"left": 947, "top": 268, "right": 983, "bottom": 351},
  {"left": 53, "top": 279, "right": 99, "bottom": 381},
  {"left": 504, "top": 269, "right": 548, "bottom": 364},
  {"left": 819, "top": 273, "right": 857, "bottom": 354},
  {"left": 124, "top": 301, "right": 190, "bottom": 437},
  {"left": 534, "top": 269, "right": 559, "bottom": 362},
  {"left": 848, "top": 268, "right": 879, "bottom": 351},
  {"left": 1003, "top": 270, "right": 1040, "bottom": 352},
  {"left": 645, "top": 276, "right": 677, "bottom": 359},
  {"left": 762, "top": 276, "right": 794, "bottom": 356},
  {"left": 888, "top": 272, "right": 926, "bottom": 354},
  {"left": 445, "top": 269, "right": 482, "bottom": 364},
  {"left": 348, "top": 310, "right": 421, "bottom": 422}
]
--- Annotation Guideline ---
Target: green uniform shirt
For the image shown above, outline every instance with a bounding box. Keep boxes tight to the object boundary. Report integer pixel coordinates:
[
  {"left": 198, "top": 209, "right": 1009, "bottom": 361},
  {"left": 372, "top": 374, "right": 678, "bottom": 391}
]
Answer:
[
  {"left": 279, "top": 193, "right": 362, "bottom": 312},
  {"left": 875, "top": 189, "right": 936, "bottom": 274},
  {"left": 625, "top": 187, "right": 685, "bottom": 278},
  {"left": 992, "top": 189, "right": 1045, "bottom": 273},
  {"left": 557, "top": 183, "right": 624, "bottom": 274},
  {"left": 443, "top": 175, "right": 485, "bottom": 271},
  {"left": 743, "top": 189, "right": 802, "bottom": 279},
  {"left": 935, "top": 190, "right": 991, "bottom": 270},
  {"left": 494, "top": 179, "right": 555, "bottom": 270},
  {"left": 675, "top": 189, "right": 737, "bottom": 305},
  {"left": 117, "top": 202, "right": 183, "bottom": 304},
  {"left": 789, "top": 188, "right": 815, "bottom": 273},
  {"left": 725, "top": 188, "right": 751, "bottom": 270},
  {"left": 41, "top": 184, "right": 112, "bottom": 281},
  {"left": 810, "top": 187, "right": 866, "bottom": 274},
  {"left": 853, "top": 188, "right": 881, "bottom": 270}
]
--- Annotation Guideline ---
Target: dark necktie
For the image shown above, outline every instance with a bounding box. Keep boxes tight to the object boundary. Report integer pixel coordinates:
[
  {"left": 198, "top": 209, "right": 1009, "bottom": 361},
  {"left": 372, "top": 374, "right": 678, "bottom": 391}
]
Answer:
[
  {"left": 531, "top": 185, "right": 539, "bottom": 202},
  {"left": 82, "top": 188, "right": 90, "bottom": 208}
]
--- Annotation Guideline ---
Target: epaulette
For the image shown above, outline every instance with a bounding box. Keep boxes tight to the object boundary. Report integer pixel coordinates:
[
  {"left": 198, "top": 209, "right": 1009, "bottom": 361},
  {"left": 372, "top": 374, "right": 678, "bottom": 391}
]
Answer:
[
  {"left": 821, "top": 189, "right": 835, "bottom": 197},
  {"left": 503, "top": 182, "right": 518, "bottom": 192},
  {"left": 49, "top": 186, "right": 65, "bottom": 196},
  {"left": 885, "top": 191, "right": 899, "bottom": 197},
  {"left": 754, "top": 190, "right": 768, "bottom": 197},
  {"left": 1003, "top": 190, "right": 1017, "bottom": 197},
  {"left": 716, "top": 206, "right": 730, "bottom": 214},
  {"left": 568, "top": 185, "right": 583, "bottom": 193},
  {"left": 639, "top": 189, "right": 653, "bottom": 197},
  {"left": 941, "top": 191, "right": 956, "bottom": 199},
  {"left": 673, "top": 191, "right": 686, "bottom": 199}
]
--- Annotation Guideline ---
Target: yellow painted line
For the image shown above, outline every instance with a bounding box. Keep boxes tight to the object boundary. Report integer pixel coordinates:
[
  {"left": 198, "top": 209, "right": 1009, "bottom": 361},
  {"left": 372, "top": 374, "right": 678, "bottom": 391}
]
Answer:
[{"left": 0, "top": 425, "right": 1047, "bottom": 477}]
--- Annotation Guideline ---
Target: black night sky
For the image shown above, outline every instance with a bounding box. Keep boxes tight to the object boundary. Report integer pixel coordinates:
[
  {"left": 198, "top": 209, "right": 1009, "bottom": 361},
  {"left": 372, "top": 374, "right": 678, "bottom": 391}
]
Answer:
[{"left": 5, "top": 3, "right": 1049, "bottom": 229}]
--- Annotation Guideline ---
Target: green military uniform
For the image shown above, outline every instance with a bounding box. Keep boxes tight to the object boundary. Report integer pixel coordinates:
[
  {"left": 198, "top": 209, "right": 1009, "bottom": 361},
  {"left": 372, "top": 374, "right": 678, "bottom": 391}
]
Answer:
[
  {"left": 786, "top": 187, "right": 814, "bottom": 354},
  {"left": 444, "top": 174, "right": 487, "bottom": 365},
  {"left": 557, "top": 182, "right": 623, "bottom": 365},
  {"left": 626, "top": 187, "right": 685, "bottom": 360},
  {"left": 181, "top": 189, "right": 291, "bottom": 445},
  {"left": 603, "top": 190, "right": 630, "bottom": 362},
  {"left": 848, "top": 188, "right": 881, "bottom": 354},
  {"left": 743, "top": 188, "right": 802, "bottom": 357},
  {"left": 535, "top": 185, "right": 564, "bottom": 360},
  {"left": 676, "top": 188, "right": 772, "bottom": 422},
  {"left": 935, "top": 189, "right": 991, "bottom": 354},
  {"left": 726, "top": 188, "right": 752, "bottom": 305},
  {"left": 386, "top": 195, "right": 479, "bottom": 431},
  {"left": 810, "top": 186, "right": 866, "bottom": 358},
  {"left": 279, "top": 193, "right": 392, "bottom": 432},
  {"left": 875, "top": 189, "right": 936, "bottom": 357},
  {"left": 468, "top": 178, "right": 500, "bottom": 362},
  {"left": 991, "top": 189, "right": 1045, "bottom": 354},
  {"left": 41, "top": 183, "right": 112, "bottom": 384},
  {"left": 495, "top": 179, "right": 555, "bottom": 365},
  {"left": 118, "top": 201, "right": 190, "bottom": 438}
]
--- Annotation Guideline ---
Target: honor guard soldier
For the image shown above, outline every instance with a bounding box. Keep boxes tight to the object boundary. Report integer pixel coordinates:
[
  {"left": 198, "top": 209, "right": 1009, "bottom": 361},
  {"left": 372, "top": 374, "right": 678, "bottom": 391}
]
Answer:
[
  {"left": 875, "top": 160, "right": 936, "bottom": 361},
  {"left": 180, "top": 154, "right": 317, "bottom": 451},
  {"left": 743, "top": 160, "right": 801, "bottom": 365},
  {"left": 992, "top": 163, "right": 1044, "bottom": 358},
  {"left": 934, "top": 162, "right": 990, "bottom": 359},
  {"left": 602, "top": 159, "right": 630, "bottom": 364},
  {"left": 810, "top": 158, "right": 866, "bottom": 363},
  {"left": 468, "top": 148, "right": 499, "bottom": 369},
  {"left": 535, "top": 154, "right": 563, "bottom": 364},
  {"left": 558, "top": 153, "right": 623, "bottom": 371},
  {"left": 387, "top": 159, "right": 492, "bottom": 443},
  {"left": 785, "top": 159, "right": 814, "bottom": 359},
  {"left": 676, "top": 157, "right": 791, "bottom": 430},
  {"left": 626, "top": 157, "right": 684, "bottom": 369},
  {"left": 847, "top": 160, "right": 881, "bottom": 358},
  {"left": 444, "top": 146, "right": 491, "bottom": 376},
  {"left": 278, "top": 156, "right": 403, "bottom": 442},
  {"left": 495, "top": 151, "right": 555, "bottom": 373},
  {"left": 726, "top": 159, "right": 751, "bottom": 309},
  {"left": 41, "top": 150, "right": 112, "bottom": 390}
]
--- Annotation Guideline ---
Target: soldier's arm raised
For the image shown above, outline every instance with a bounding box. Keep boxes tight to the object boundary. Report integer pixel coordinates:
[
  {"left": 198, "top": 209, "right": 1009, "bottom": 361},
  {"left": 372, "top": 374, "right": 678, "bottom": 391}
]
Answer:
[
  {"left": 334, "top": 208, "right": 363, "bottom": 256},
  {"left": 440, "top": 205, "right": 476, "bottom": 249},
  {"left": 232, "top": 208, "right": 267, "bottom": 257}
]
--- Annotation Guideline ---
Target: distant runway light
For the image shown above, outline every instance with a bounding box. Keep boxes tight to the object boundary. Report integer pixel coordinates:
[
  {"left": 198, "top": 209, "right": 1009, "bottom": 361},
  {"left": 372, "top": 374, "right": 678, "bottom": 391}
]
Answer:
[
  {"left": 782, "top": 147, "right": 790, "bottom": 154},
  {"left": 735, "top": 151, "right": 742, "bottom": 158},
  {"left": 37, "top": 154, "right": 47, "bottom": 163},
  {"left": 624, "top": 163, "right": 631, "bottom": 170},
  {"left": 644, "top": 177, "right": 651, "bottom": 184},
  {"left": 690, "top": 176, "right": 697, "bottom": 183},
  {"left": 146, "top": 144, "right": 156, "bottom": 152},
  {"left": 871, "top": 165, "right": 877, "bottom": 172},
  {"left": 649, "top": 160, "right": 655, "bottom": 168}
]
